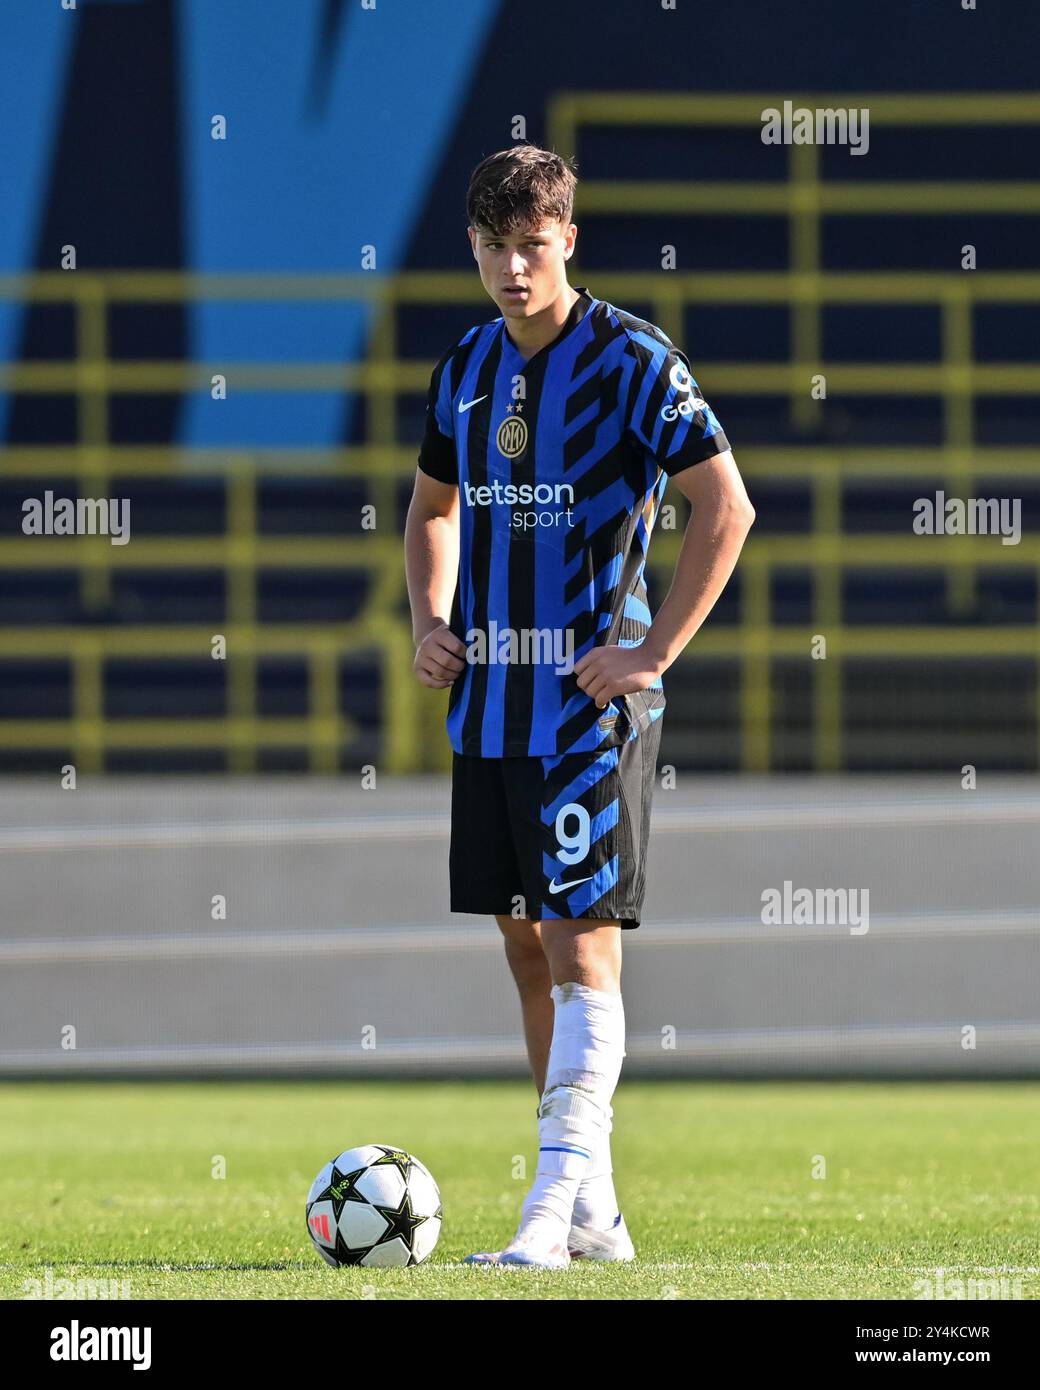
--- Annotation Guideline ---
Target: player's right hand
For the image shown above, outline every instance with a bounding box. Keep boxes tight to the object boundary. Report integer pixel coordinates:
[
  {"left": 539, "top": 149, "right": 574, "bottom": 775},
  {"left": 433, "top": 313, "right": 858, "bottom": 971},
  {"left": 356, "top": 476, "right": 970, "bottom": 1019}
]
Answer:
[{"left": 413, "top": 622, "right": 467, "bottom": 688}]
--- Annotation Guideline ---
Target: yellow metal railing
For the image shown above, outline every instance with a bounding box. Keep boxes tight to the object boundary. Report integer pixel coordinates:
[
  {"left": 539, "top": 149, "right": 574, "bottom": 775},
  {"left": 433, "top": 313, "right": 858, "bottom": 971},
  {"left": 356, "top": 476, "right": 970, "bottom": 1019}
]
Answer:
[
  {"left": 549, "top": 91, "right": 1040, "bottom": 769},
  {"left": 1, "top": 93, "right": 1039, "bottom": 771}
]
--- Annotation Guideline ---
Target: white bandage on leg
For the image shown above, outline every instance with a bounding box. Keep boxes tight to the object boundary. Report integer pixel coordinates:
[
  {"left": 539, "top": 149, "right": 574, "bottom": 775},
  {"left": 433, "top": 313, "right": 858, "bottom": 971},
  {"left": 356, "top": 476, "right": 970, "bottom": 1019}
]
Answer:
[
  {"left": 535, "top": 1083, "right": 603, "bottom": 1176},
  {"left": 518, "top": 981, "right": 626, "bottom": 1238},
  {"left": 538, "top": 980, "right": 626, "bottom": 1162}
]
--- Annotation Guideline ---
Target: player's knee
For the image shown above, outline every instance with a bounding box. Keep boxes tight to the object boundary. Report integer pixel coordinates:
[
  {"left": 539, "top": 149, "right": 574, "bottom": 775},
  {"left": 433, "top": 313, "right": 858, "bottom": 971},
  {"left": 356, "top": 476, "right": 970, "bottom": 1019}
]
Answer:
[
  {"left": 493, "top": 916, "right": 547, "bottom": 982},
  {"left": 495, "top": 915, "right": 542, "bottom": 950},
  {"left": 504, "top": 942, "right": 550, "bottom": 993}
]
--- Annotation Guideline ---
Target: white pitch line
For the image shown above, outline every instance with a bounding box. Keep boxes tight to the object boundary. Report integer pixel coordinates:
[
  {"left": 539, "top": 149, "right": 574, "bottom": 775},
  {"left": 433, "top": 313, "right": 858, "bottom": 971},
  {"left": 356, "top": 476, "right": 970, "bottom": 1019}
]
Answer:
[
  {"left": 600, "top": 1264, "right": 1039, "bottom": 1274},
  {"left": 1, "top": 1260, "right": 1036, "bottom": 1275}
]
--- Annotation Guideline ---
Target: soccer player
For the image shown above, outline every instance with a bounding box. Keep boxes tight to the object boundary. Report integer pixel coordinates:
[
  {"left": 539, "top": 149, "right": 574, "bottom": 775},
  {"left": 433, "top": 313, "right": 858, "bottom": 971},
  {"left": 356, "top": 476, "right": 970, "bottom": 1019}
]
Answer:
[{"left": 405, "top": 144, "right": 755, "bottom": 1268}]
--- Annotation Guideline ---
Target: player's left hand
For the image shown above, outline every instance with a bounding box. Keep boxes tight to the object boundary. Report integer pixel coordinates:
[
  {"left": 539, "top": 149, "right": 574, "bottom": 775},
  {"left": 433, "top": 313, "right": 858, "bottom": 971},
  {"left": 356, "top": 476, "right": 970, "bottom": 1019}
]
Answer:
[{"left": 573, "top": 644, "right": 665, "bottom": 709}]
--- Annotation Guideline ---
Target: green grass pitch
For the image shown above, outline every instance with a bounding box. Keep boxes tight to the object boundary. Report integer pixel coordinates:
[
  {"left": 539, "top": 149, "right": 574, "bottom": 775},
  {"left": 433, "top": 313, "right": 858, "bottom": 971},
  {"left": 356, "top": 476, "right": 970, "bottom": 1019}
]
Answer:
[{"left": 1, "top": 1079, "right": 1037, "bottom": 1300}]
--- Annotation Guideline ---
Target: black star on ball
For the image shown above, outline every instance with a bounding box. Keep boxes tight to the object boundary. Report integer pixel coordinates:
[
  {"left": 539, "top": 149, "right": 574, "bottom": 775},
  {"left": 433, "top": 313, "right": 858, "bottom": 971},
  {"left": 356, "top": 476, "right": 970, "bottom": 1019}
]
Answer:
[
  {"left": 369, "top": 1147, "right": 413, "bottom": 1179},
  {"left": 370, "top": 1189, "right": 429, "bottom": 1264},
  {"left": 319, "top": 1165, "right": 369, "bottom": 1221}
]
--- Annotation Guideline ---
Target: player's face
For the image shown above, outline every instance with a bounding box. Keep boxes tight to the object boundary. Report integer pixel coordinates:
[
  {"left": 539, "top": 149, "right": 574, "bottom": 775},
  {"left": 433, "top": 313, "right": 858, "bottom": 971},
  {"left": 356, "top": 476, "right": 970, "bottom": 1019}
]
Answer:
[{"left": 469, "top": 219, "right": 576, "bottom": 319}]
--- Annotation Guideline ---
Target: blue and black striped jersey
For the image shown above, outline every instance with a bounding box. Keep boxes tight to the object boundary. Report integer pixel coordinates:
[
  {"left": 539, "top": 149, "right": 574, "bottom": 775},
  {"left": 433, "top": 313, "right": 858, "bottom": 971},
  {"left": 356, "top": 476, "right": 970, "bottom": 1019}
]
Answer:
[{"left": 417, "top": 286, "right": 731, "bottom": 757}]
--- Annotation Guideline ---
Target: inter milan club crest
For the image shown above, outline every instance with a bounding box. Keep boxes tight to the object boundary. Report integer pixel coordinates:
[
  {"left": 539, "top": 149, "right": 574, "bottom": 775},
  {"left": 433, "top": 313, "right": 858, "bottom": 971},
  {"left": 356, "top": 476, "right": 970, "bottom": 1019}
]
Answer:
[{"left": 496, "top": 414, "right": 528, "bottom": 459}]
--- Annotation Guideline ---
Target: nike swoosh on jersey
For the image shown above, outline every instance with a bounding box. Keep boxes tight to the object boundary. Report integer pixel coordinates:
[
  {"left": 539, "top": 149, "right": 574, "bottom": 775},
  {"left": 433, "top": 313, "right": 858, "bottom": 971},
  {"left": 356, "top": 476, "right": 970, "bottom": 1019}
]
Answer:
[
  {"left": 458, "top": 395, "right": 487, "bottom": 413},
  {"left": 547, "top": 874, "right": 595, "bottom": 894}
]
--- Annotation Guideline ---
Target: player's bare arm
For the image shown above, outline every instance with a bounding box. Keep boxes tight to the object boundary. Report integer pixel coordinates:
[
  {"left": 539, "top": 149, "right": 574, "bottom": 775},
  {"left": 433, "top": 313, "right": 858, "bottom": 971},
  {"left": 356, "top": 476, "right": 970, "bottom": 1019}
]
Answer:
[
  {"left": 574, "top": 449, "right": 755, "bottom": 708},
  {"left": 404, "top": 466, "right": 467, "bottom": 688}
]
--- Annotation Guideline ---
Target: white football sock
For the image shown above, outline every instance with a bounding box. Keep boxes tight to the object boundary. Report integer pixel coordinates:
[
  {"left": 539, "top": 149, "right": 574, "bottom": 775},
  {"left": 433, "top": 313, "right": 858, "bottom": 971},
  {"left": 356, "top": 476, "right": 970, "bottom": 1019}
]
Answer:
[{"left": 516, "top": 981, "right": 626, "bottom": 1245}]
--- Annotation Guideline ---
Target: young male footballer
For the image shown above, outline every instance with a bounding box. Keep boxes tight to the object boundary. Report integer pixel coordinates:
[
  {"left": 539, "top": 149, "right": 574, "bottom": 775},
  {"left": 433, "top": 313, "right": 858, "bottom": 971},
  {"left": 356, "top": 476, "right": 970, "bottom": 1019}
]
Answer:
[{"left": 405, "top": 144, "right": 755, "bottom": 1269}]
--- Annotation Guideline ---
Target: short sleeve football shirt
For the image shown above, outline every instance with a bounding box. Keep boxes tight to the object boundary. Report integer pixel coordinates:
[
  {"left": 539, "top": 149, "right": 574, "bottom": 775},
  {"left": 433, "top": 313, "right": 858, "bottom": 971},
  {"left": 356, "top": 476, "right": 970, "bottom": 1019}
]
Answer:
[{"left": 418, "top": 286, "right": 730, "bottom": 757}]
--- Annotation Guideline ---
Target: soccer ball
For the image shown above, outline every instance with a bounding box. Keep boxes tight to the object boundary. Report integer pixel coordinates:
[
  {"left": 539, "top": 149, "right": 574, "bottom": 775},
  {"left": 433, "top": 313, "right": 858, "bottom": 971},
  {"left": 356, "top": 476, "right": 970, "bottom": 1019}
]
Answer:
[{"left": 306, "top": 1144, "right": 442, "bottom": 1267}]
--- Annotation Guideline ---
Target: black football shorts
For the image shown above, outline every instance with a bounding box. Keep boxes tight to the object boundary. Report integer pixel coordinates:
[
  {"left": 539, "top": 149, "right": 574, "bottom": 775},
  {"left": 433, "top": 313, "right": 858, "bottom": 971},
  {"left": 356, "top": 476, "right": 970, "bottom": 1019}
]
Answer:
[{"left": 449, "top": 715, "right": 662, "bottom": 929}]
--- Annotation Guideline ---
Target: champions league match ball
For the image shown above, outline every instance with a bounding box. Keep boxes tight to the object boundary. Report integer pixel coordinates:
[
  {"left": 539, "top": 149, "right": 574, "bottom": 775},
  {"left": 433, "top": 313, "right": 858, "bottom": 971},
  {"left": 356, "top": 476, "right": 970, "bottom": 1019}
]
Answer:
[{"left": 306, "top": 1144, "right": 442, "bottom": 1268}]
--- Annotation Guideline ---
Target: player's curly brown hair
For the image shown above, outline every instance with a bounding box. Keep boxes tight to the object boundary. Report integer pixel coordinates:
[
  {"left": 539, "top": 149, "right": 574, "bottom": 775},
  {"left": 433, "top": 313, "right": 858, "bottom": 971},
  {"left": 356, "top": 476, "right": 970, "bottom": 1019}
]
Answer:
[{"left": 466, "top": 144, "right": 577, "bottom": 236}]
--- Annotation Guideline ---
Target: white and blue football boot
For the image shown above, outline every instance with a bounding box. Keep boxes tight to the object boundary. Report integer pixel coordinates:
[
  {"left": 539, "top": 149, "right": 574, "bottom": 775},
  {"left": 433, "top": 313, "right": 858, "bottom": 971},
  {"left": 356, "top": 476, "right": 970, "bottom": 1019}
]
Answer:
[
  {"left": 462, "top": 1227, "right": 571, "bottom": 1269},
  {"left": 567, "top": 1212, "right": 635, "bottom": 1262}
]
